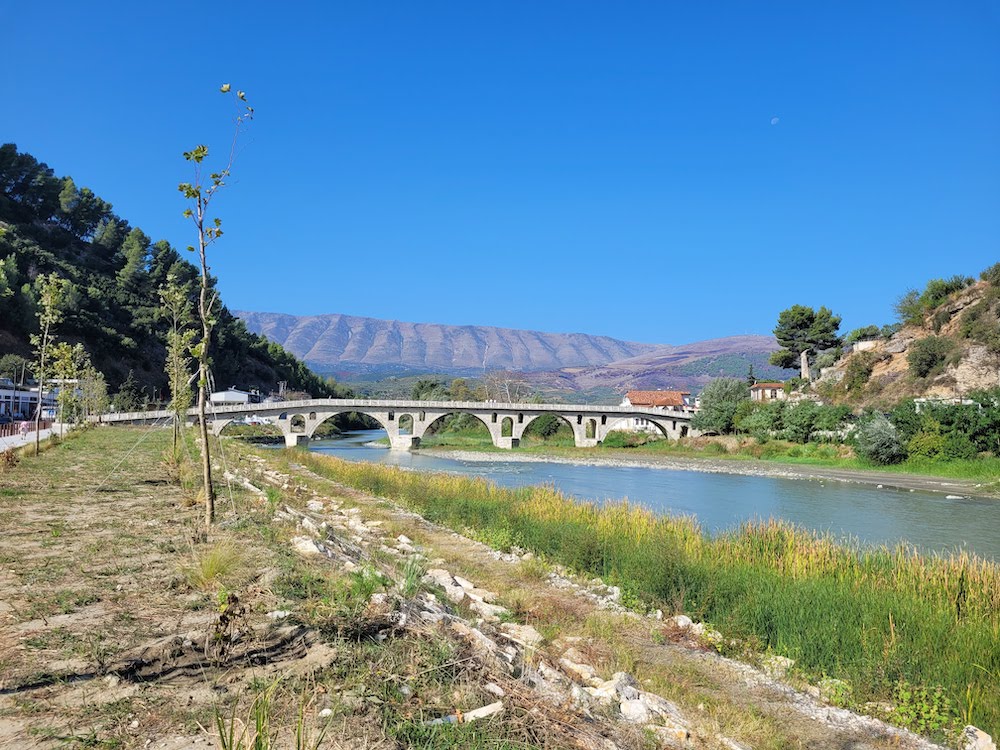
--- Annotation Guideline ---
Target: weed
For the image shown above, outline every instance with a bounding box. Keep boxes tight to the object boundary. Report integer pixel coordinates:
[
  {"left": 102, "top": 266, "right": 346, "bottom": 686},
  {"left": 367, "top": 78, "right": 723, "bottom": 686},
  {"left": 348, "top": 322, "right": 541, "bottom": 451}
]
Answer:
[
  {"left": 181, "top": 541, "right": 243, "bottom": 591},
  {"left": 264, "top": 485, "right": 282, "bottom": 512},
  {"left": 398, "top": 556, "right": 426, "bottom": 598},
  {"left": 886, "top": 680, "right": 956, "bottom": 738},
  {"left": 517, "top": 555, "right": 550, "bottom": 581}
]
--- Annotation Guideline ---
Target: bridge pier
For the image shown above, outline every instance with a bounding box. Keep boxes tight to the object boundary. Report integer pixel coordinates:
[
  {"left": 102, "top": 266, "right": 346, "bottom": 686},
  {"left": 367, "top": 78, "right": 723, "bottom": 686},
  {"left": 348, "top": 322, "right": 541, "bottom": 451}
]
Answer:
[{"left": 284, "top": 432, "right": 308, "bottom": 448}]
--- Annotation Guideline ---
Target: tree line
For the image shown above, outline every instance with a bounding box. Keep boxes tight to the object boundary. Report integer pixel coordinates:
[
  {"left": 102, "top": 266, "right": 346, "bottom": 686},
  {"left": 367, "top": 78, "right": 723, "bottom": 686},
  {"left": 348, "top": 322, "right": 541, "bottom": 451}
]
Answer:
[{"left": 0, "top": 143, "right": 344, "bottom": 401}]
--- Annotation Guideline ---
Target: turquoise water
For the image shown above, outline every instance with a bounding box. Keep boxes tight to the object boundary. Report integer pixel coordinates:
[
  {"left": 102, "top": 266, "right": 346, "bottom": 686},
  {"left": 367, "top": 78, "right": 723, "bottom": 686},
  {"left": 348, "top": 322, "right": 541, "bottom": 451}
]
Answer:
[{"left": 310, "top": 430, "right": 1000, "bottom": 560}]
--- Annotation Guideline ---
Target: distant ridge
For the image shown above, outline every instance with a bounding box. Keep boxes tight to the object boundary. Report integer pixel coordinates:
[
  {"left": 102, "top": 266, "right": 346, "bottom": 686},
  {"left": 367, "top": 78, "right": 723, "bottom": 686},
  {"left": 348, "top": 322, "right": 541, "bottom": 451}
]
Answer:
[{"left": 236, "top": 311, "right": 663, "bottom": 374}]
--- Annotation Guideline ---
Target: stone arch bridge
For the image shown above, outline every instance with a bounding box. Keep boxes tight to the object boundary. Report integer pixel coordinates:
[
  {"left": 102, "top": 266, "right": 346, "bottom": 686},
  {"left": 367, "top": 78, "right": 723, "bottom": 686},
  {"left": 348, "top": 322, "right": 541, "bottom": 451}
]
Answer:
[{"left": 97, "top": 399, "right": 697, "bottom": 449}]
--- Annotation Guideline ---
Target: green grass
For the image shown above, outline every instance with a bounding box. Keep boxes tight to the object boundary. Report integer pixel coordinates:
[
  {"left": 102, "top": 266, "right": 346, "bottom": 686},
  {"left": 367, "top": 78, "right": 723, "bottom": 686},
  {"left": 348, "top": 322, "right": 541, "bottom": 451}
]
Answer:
[{"left": 295, "top": 450, "right": 1000, "bottom": 737}]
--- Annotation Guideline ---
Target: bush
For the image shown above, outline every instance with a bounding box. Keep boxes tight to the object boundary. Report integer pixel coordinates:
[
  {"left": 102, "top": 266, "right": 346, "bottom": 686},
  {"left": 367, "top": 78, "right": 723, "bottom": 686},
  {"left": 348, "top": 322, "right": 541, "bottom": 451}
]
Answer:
[
  {"left": 783, "top": 401, "right": 818, "bottom": 443},
  {"left": 736, "top": 401, "right": 785, "bottom": 440},
  {"left": 921, "top": 275, "right": 973, "bottom": 308},
  {"left": 843, "top": 351, "right": 880, "bottom": 393},
  {"left": 907, "top": 430, "right": 944, "bottom": 459},
  {"left": 981, "top": 261, "right": 1000, "bottom": 286},
  {"left": 854, "top": 414, "right": 907, "bottom": 465},
  {"left": 907, "top": 336, "right": 953, "bottom": 378},
  {"left": 942, "top": 432, "right": 978, "bottom": 460},
  {"left": 845, "top": 325, "right": 881, "bottom": 344}
]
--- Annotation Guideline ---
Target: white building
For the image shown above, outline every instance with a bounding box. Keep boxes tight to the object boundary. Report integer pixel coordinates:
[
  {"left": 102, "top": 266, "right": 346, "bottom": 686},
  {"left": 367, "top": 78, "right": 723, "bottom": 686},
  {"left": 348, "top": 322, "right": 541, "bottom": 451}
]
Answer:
[
  {"left": 615, "top": 390, "right": 695, "bottom": 433},
  {"left": 0, "top": 379, "right": 55, "bottom": 420},
  {"left": 209, "top": 387, "right": 262, "bottom": 406}
]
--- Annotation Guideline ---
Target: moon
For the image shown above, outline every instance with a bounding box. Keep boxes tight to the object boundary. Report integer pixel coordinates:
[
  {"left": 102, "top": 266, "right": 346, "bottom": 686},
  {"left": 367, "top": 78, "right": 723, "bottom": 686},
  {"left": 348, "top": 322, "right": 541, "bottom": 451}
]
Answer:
[{"left": 770, "top": 116, "right": 780, "bottom": 125}]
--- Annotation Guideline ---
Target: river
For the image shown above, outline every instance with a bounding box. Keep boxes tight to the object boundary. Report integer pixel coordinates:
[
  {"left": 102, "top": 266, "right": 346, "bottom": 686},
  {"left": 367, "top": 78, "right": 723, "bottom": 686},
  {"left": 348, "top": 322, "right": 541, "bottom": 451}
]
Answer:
[{"left": 310, "top": 430, "right": 1000, "bottom": 560}]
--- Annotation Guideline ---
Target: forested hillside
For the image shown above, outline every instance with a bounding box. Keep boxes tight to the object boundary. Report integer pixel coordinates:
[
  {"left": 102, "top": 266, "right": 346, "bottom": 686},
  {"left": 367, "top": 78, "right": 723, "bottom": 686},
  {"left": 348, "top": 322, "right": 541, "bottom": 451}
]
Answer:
[{"left": 0, "top": 144, "right": 343, "bottom": 397}]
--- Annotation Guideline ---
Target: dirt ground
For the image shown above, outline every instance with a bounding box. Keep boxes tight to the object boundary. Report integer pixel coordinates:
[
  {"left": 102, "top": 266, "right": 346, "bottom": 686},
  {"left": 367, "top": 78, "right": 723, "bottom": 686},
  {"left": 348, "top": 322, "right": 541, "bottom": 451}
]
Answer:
[{"left": 0, "top": 428, "right": 950, "bottom": 749}]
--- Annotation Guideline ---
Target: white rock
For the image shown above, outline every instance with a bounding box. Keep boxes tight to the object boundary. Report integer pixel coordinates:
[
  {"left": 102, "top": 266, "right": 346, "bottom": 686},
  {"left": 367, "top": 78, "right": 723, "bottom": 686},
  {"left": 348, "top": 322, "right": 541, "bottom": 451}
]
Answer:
[
  {"left": 648, "top": 721, "right": 691, "bottom": 744},
  {"left": 761, "top": 654, "right": 795, "bottom": 680},
  {"left": 396, "top": 542, "right": 417, "bottom": 554},
  {"left": 469, "top": 599, "right": 509, "bottom": 621},
  {"left": 483, "top": 682, "right": 506, "bottom": 698},
  {"left": 300, "top": 517, "right": 319, "bottom": 533},
  {"left": 450, "top": 621, "right": 498, "bottom": 654},
  {"left": 962, "top": 726, "right": 997, "bottom": 750},
  {"left": 306, "top": 500, "right": 324, "bottom": 511},
  {"left": 537, "top": 661, "right": 568, "bottom": 686},
  {"left": 667, "top": 614, "right": 693, "bottom": 630},
  {"left": 454, "top": 574, "right": 475, "bottom": 590},
  {"left": 265, "top": 610, "right": 291, "bottom": 620},
  {"left": 619, "top": 698, "right": 651, "bottom": 723},
  {"left": 500, "top": 622, "right": 544, "bottom": 648},
  {"left": 291, "top": 536, "right": 321, "bottom": 556},
  {"left": 396, "top": 534, "right": 413, "bottom": 545},
  {"left": 319, "top": 708, "right": 333, "bottom": 718},
  {"left": 638, "top": 692, "right": 685, "bottom": 724},
  {"left": 559, "top": 656, "right": 600, "bottom": 686},
  {"left": 584, "top": 683, "right": 618, "bottom": 705},
  {"left": 609, "top": 672, "right": 640, "bottom": 701},
  {"left": 464, "top": 587, "right": 498, "bottom": 603}
]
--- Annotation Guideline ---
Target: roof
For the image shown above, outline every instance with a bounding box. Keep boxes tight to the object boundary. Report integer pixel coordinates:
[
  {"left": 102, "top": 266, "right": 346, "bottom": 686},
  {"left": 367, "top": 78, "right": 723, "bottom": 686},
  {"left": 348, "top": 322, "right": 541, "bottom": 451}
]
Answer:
[
  {"left": 750, "top": 382, "right": 785, "bottom": 390},
  {"left": 625, "top": 390, "right": 690, "bottom": 407}
]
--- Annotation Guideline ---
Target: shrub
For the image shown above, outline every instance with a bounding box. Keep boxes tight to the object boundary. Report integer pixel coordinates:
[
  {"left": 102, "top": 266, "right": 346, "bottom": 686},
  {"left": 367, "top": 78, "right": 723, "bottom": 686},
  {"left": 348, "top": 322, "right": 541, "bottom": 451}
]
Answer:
[
  {"left": 907, "top": 336, "right": 953, "bottom": 378},
  {"left": 907, "top": 430, "right": 944, "bottom": 459},
  {"left": 895, "top": 289, "right": 924, "bottom": 326},
  {"left": 942, "top": 432, "right": 978, "bottom": 460},
  {"left": 845, "top": 325, "right": 881, "bottom": 344},
  {"left": 921, "top": 276, "right": 973, "bottom": 309},
  {"left": 931, "top": 307, "right": 951, "bottom": 333},
  {"left": 981, "top": 261, "right": 1000, "bottom": 286},
  {"left": 843, "top": 351, "right": 879, "bottom": 393},
  {"left": 813, "top": 404, "right": 851, "bottom": 432},
  {"left": 783, "top": 401, "right": 819, "bottom": 444},
  {"left": 854, "top": 414, "right": 907, "bottom": 465}
]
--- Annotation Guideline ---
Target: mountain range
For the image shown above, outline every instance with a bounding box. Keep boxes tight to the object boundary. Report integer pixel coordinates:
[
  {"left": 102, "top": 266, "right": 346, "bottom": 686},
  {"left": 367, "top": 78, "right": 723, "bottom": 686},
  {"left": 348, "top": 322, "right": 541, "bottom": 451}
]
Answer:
[{"left": 237, "top": 311, "right": 785, "bottom": 400}]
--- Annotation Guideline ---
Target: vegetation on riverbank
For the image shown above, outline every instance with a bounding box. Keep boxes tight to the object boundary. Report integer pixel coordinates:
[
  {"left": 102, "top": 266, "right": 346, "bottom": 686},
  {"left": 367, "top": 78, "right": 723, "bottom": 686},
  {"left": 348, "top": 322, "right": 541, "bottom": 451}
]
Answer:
[
  {"left": 299, "top": 449, "right": 1000, "bottom": 736},
  {"left": 407, "top": 426, "right": 1000, "bottom": 488}
]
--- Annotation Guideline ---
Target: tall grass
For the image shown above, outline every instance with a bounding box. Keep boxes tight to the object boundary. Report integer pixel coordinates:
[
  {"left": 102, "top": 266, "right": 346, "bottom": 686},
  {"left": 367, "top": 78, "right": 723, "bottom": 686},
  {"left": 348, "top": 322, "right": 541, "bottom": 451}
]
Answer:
[{"left": 298, "top": 451, "right": 1000, "bottom": 734}]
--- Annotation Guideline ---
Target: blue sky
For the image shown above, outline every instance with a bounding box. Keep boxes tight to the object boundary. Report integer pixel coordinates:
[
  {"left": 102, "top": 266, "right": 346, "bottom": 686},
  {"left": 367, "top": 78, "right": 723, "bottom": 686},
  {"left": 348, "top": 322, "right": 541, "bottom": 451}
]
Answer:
[{"left": 5, "top": 1, "right": 998, "bottom": 345}]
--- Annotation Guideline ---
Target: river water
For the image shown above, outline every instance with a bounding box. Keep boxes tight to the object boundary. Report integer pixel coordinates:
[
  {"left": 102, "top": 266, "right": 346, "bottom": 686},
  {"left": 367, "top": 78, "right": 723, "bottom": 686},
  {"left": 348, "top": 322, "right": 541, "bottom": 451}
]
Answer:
[{"left": 310, "top": 430, "right": 1000, "bottom": 560}]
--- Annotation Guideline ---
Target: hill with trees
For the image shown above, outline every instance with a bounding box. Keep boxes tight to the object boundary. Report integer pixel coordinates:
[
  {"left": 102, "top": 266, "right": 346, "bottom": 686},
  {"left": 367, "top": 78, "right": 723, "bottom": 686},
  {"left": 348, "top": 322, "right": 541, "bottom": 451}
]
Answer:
[
  {"left": 0, "top": 143, "right": 344, "bottom": 400},
  {"left": 812, "top": 266, "right": 1000, "bottom": 407}
]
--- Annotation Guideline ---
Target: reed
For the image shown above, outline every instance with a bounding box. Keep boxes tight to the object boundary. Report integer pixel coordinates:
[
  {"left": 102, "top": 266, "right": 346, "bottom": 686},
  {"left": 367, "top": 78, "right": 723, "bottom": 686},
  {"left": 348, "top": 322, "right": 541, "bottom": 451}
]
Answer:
[{"left": 299, "top": 451, "right": 1000, "bottom": 733}]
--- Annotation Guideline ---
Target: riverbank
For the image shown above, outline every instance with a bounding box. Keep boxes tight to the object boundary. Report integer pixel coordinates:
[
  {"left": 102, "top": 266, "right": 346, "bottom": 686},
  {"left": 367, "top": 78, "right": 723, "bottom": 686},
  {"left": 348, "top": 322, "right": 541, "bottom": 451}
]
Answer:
[
  {"left": 1, "top": 426, "right": 965, "bottom": 749},
  {"left": 419, "top": 445, "right": 999, "bottom": 499},
  {"left": 298, "top": 448, "right": 1000, "bottom": 738}
]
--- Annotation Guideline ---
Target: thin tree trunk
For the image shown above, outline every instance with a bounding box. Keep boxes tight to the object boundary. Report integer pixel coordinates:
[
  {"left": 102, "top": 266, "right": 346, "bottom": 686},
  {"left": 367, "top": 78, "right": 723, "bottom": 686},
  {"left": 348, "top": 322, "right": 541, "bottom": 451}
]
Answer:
[
  {"left": 196, "top": 201, "right": 215, "bottom": 528},
  {"left": 197, "top": 364, "right": 214, "bottom": 527},
  {"left": 35, "top": 326, "right": 47, "bottom": 455}
]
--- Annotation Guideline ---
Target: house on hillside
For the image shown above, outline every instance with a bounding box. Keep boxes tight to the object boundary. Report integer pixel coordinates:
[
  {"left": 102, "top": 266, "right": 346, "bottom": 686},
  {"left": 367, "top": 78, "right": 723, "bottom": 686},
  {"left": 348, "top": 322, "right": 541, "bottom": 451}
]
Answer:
[
  {"left": 750, "top": 382, "right": 786, "bottom": 402},
  {"left": 617, "top": 389, "right": 695, "bottom": 434}
]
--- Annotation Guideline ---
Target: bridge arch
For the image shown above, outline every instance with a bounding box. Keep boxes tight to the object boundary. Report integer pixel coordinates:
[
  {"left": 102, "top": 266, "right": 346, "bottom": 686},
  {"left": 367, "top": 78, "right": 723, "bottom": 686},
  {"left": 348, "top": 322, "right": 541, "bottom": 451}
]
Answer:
[
  {"left": 308, "top": 410, "right": 392, "bottom": 439},
  {"left": 421, "top": 411, "right": 493, "bottom": 442},
  {"left": 518, "top": 412, "right": 575, "bottom": 444},
  {"left": 604, "top": 415, "right": 670, "bottom": 440}
]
